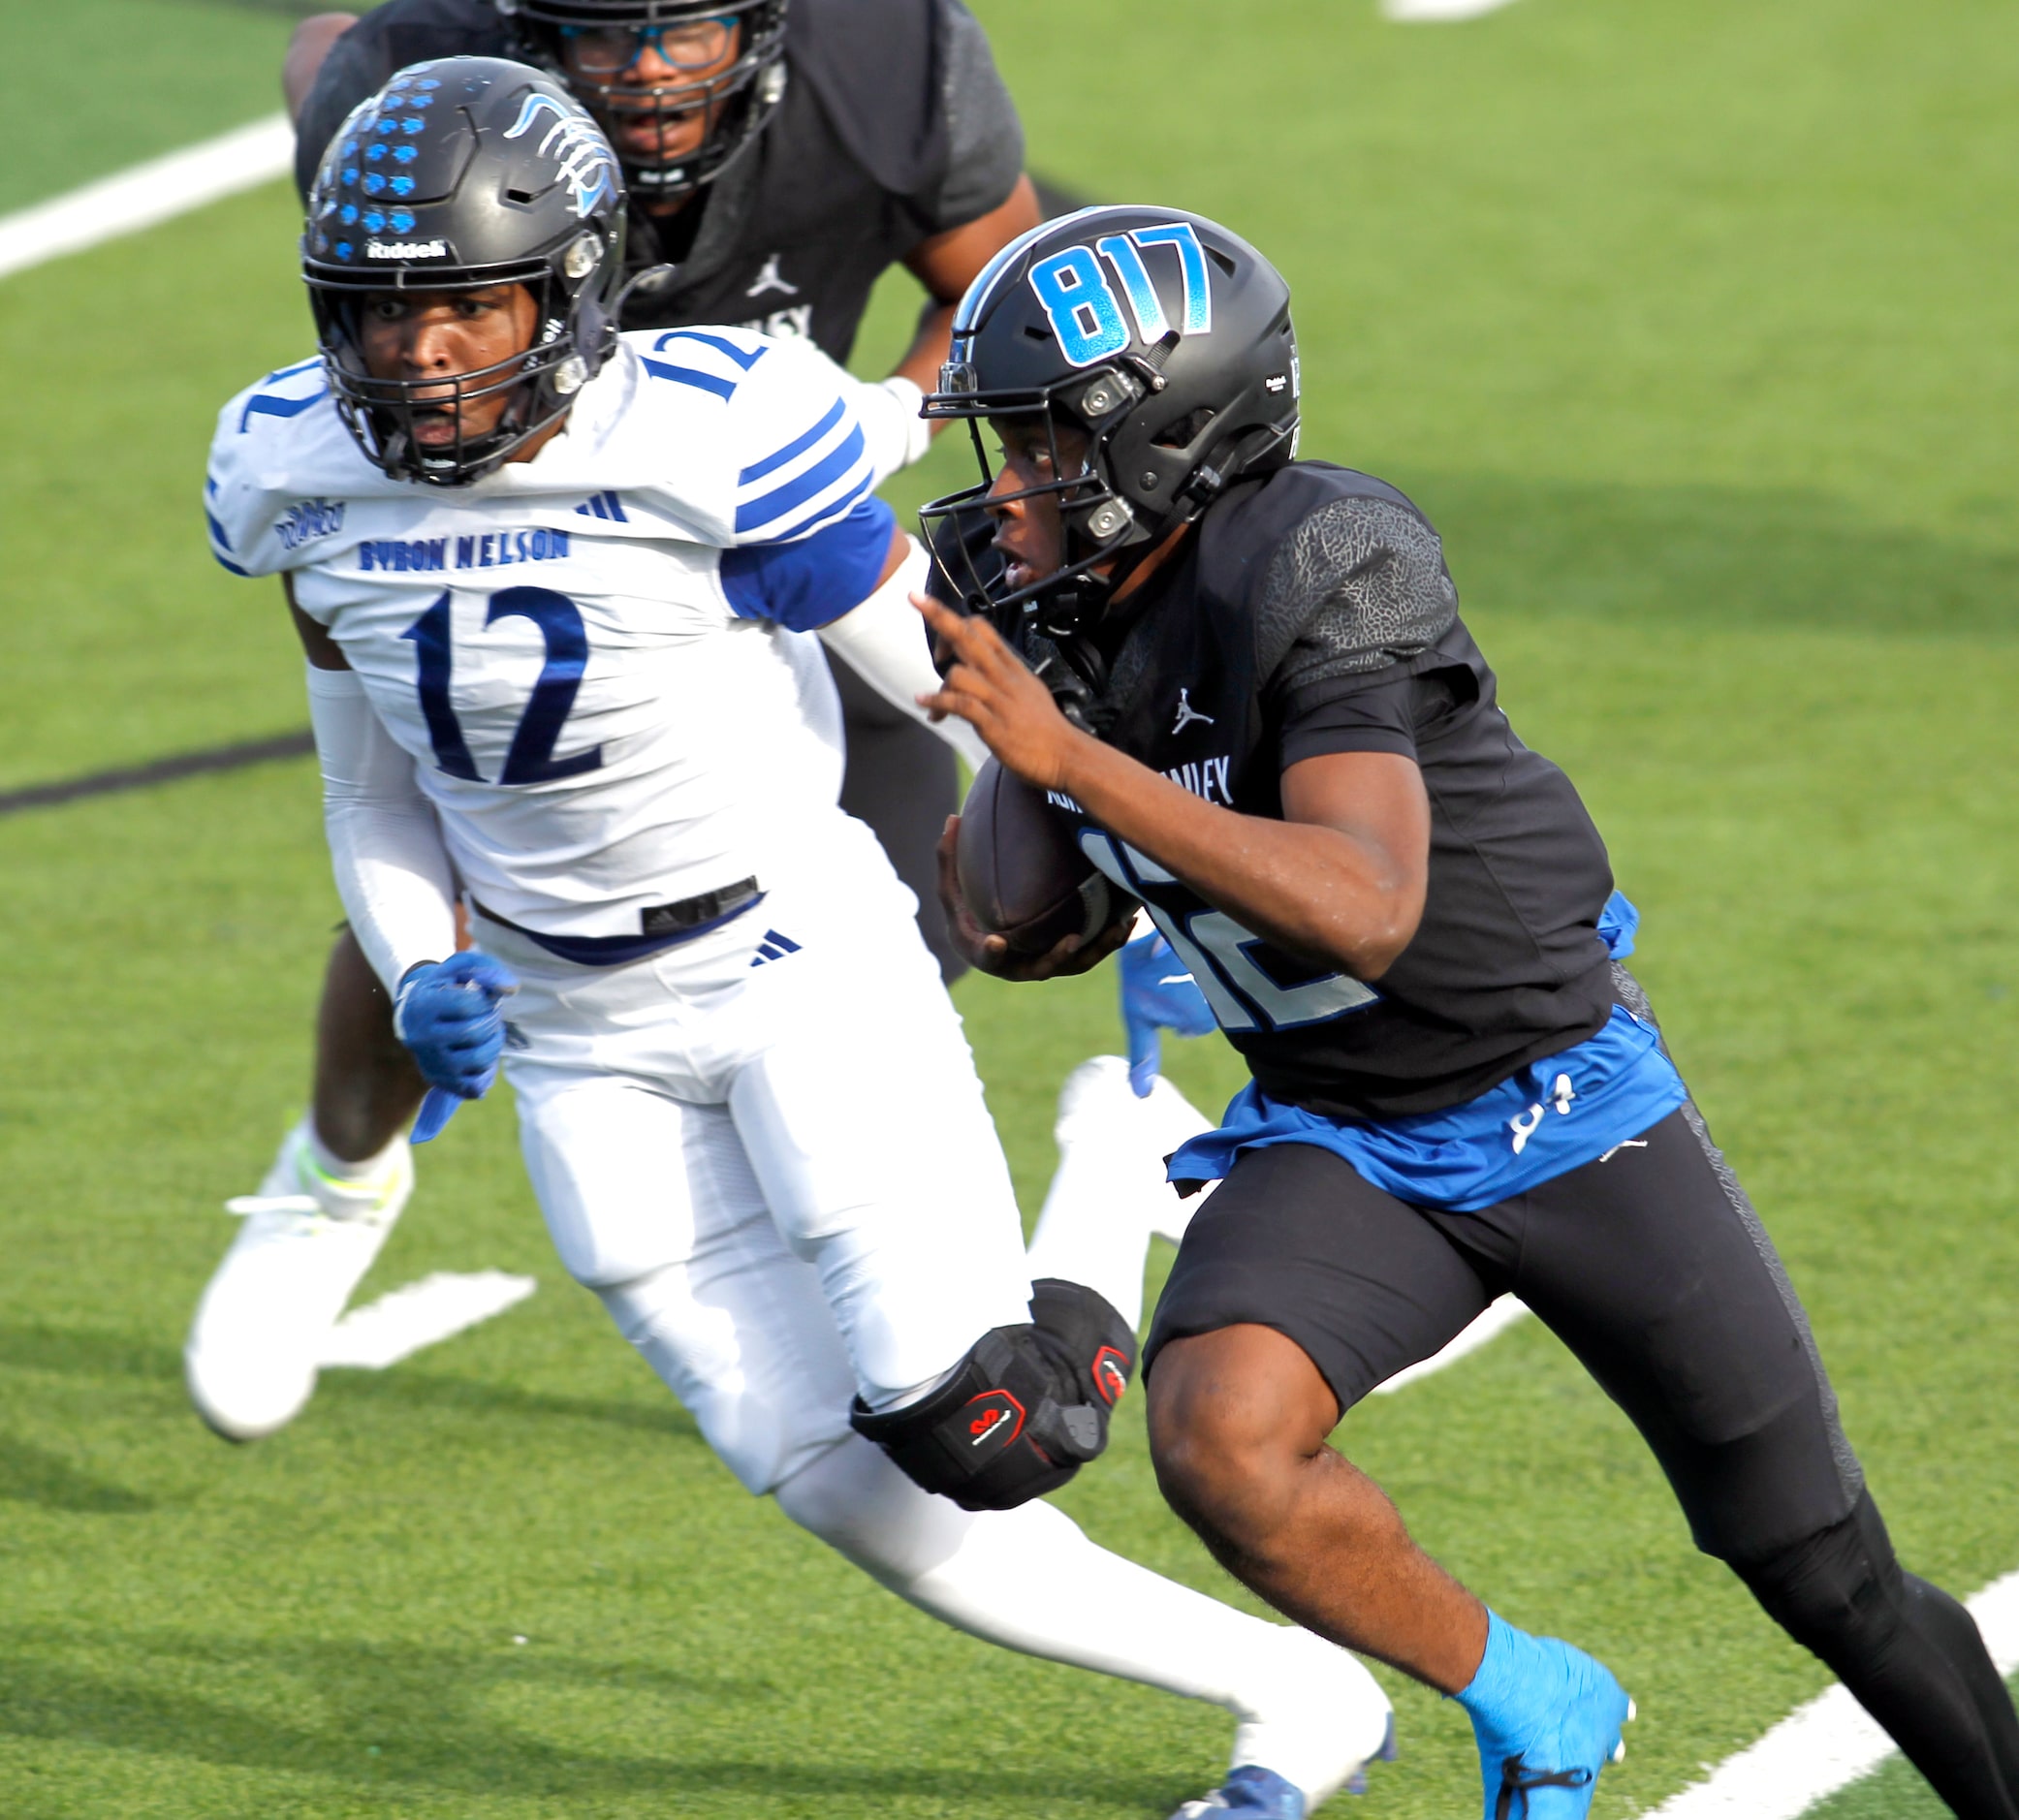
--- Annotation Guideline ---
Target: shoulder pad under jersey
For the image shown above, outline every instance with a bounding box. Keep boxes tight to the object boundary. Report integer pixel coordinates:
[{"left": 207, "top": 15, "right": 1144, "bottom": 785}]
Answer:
[
  {"left": 205, "top": 358, "right": 351, "bottom": 578},
  {"left": 616, "top": 328, "right": 882, "bottom": 548},
  {"left": 781, "top": 0, "right": 948, "bottom": 200},
  {"left": 1208, "top": 463, "right": 1459, "bottom": 691}
]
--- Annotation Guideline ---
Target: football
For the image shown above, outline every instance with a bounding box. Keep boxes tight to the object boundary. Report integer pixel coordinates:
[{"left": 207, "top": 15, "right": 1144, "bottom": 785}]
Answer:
[{"left": 955, "top": 758, "right": 1121, "bottom": 957}]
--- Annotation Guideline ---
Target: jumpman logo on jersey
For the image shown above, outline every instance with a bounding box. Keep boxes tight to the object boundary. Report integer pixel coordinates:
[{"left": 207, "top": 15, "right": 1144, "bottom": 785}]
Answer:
[
  {"left": 745, "top": 254, "right": 798, "bottom": 299},
  {"left": 1171, "top": 688, "right": 1215, "bottom": 735}
]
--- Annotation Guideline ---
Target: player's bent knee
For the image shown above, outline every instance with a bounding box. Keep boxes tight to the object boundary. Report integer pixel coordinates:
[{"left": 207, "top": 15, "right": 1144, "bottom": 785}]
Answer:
[
  {"left": 1146, "top": 1326, "right": 1335, "bottom": 1539},
  {"left": 849, "top": 1279, "right": 1135, "bottom": 1512},
  {"left": 1734, "top": 1490, "right": 1904, "bottom": 1663}
]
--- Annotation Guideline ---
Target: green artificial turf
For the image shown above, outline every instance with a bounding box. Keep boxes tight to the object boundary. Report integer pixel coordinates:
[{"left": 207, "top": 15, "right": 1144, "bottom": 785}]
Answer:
[
  {"left": 5, "top": 0, "right": 2019, "bottom": 1814},
  {"left": 0, "top": 3, "right": 299, "bottom": 213}
]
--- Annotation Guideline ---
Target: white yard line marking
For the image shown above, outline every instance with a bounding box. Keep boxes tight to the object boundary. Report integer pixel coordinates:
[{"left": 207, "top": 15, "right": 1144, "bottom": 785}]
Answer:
[
  {"left": 1371, "top": 1294, "right": 1530, "bottom": 1395},
  {"left": 1646, "top": 1568, "right": 2019, "bottom": 1818},
  {"left": 319, "top": 1271, "right": 538, "bottom": 1370},
  {"left": 1382, "top": 0, "right": 1525, "bottom": 20},
  {"left": 0, "top": 114, "right": 293, "bottom": 284}
]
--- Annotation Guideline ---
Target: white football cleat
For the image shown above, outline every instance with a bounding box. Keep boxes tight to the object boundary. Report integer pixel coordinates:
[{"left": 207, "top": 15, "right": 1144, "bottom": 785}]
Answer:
[
  {"left": 184, "top": 1119, "right": 413, "bottom": 1441},
  {"left": 1183, "top": 1626, "right": 1396, "bottom": 1816}
]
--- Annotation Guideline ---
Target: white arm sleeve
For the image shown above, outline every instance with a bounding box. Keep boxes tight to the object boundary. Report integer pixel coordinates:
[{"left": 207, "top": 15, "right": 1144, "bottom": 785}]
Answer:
[
  {"left": 816, "top": 537, "right": 989, "bottom": 770},
  {"left": 307, "top": 664, "right": 459, "bottom": 994},
  {"left": 851, "top": 375, "right": 935, "bottom": 482}
]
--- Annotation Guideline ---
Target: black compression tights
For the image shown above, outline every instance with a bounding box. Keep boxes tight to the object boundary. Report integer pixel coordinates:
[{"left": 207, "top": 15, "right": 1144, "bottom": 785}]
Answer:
[{"left": 1738, "top": 1491, "right": 2019, "bottom": 1818}]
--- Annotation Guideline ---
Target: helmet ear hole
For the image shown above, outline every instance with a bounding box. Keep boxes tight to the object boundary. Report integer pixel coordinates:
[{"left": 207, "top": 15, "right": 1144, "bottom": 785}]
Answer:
[{"left": 1152, "top": 407, "right": 1216, "bottom": 452}]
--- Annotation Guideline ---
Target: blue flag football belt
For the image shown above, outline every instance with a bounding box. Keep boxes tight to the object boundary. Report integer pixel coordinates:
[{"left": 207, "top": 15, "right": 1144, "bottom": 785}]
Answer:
[{"left": 1168, "top": 893, "right": 1688, "bottom": 1213}]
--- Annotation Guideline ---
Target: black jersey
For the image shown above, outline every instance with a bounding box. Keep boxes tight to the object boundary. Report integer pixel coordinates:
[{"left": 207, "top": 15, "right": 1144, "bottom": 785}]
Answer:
[
  {"left": 294, "top": 0, "right": 1024, "bottom": 362},
  {"left": 1056, "top": 462, "right": 1617, "bottom": 1122}
]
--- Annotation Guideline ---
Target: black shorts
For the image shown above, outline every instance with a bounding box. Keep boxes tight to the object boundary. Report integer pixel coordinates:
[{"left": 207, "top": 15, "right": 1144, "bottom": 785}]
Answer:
[{"left": 1145, "top": 1101, "right": 1865, "bottom": 1564}]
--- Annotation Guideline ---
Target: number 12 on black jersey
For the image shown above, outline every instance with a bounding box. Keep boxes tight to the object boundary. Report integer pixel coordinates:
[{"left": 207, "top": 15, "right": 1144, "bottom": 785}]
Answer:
[{"left": 1079, "top": 829, "right": 1378, "bottom": 1035}]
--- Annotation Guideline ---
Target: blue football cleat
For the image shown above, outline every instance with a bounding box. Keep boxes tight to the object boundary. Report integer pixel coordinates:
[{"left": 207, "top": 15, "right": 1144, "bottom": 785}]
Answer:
[
  {"left": 1457, "top": 1614, "right": 1633, "bottom": 1820},
  {"left": 1170, "top": 1717, "right": 1399, "bottom": 1818},
  {"left": 1171, "top": 1765, "right": 1309, "bottom": 1818}
]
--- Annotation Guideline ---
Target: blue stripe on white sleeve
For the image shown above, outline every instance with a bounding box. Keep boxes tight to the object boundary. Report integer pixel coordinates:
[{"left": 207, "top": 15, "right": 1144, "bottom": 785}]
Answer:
[
  {"left": 719, "top": 497, "right": 896, "bottom": 630},
  {"left": 238, "top": 382, "right": 327, "bottom": 433},
  {"left": 205, "top": 500, "right": 250, "bottom": 575},
  {"left": 739, "top": 397, "right": 847, "bottom": 487},
  {"left": 734, "top": 422, "right": 870, "bottom": 539}
]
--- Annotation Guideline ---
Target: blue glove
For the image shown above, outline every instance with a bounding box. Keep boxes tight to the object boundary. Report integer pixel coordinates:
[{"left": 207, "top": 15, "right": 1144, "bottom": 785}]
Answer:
[
  {"left": 1119, "top": 929, "right": 1216, "bottom": 1097},
  {"left": 393, "top": 953, "right": 518, "bottom": 1110}
]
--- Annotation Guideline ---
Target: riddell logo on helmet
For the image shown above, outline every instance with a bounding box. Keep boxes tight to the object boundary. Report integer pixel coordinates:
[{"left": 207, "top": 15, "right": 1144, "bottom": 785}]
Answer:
[{"left": 366, "top": 239, "right": 448, "bottom": 260}]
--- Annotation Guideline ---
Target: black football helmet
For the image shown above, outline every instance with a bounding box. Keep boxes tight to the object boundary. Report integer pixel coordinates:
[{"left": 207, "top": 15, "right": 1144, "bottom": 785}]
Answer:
[
  {"left": 920, "top": 205, "right": 1299, "bottom": 649},
  {"left": 499, "top": 0, "right": 788, "bottom": 199},
  {"left": 304, "top": 57, "right": 628, "bottom": 486}
]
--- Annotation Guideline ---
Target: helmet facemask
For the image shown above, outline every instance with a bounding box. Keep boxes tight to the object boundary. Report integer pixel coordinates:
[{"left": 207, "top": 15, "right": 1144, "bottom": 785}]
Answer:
[
  {"left": 921, "top": 350, "right": 1292, "bottom": 659},
  {"left": 314, "top": 260, "right": 607, "bottom": 486},
  {"left": 502, "top": 0, "right": 788, "bottom": 200},
  {"left": 921, "top": 385, "right": 1141, "bottom": 644}
]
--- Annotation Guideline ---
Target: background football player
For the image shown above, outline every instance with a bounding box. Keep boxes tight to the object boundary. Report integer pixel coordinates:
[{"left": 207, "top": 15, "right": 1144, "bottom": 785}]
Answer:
[
  {"left": 916, "top": 207, "right": 2019, "bottom": 1819},
  {"left": 189, "top": 0, "right": 1212, "bottom": 1443},
  {"left": 200, "top": 67, "right": 1396, "bottom": 1819}
]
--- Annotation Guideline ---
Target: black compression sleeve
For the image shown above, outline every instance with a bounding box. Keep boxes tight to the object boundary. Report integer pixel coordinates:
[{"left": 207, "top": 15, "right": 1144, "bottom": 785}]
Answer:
[{"left": 1739, "top": 1493, "right": 2019, "bottom": 1818}]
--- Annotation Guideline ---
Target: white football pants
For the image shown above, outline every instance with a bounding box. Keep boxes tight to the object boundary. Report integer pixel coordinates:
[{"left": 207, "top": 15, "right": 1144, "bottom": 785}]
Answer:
[
  {"left": 482, "top": 828, "right": 1389, "bottom": 1794},
  {"left": 485, "top": 820, "right": 1034, "bottom": 1494}
]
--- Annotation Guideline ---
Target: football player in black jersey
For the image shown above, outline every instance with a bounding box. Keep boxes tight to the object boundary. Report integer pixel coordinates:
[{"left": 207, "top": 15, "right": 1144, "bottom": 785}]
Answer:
[{"left": 913, "top": 207, "right": 2019, "bottom": 1819}]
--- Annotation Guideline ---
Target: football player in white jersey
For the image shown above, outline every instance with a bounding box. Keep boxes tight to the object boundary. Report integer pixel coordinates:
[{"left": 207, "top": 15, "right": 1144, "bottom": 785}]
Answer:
[
  {"left": 189, "top": 0, "right": 1212, "bottom": 1455},
  {"left": 201, "top": 60, "right": 1395, "bottom": 1818}
]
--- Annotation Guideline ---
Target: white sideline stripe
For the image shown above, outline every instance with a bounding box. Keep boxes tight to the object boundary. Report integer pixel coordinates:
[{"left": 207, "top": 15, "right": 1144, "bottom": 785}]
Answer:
[
  {"left": 1382, "top": 0, "right": 1524, "bottom": 19},
  {"left": 1371, "top": 1294, "right": 1530, "bottom": 1395},
  {"left": 1646, "top": 1568, "right": 2019, "bottom": 1818},
  {"left": 0, "top": 114, "right": 293, "bottom": 283},
  {"left": 319, "top": 1271, "right": 538, "bottom": 1370}
]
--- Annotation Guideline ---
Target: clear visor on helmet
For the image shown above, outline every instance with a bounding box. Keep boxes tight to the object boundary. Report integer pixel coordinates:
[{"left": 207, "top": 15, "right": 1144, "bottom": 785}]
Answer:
[{"left": 520, "top": 0, "right": 781, "bottom": 191}]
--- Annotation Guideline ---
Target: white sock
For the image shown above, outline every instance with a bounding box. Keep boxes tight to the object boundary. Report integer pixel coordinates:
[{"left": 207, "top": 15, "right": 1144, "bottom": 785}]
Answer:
[
  {"left": 304, "top": 1116, "right": 406, "bottom": 1186},
  {"left": 773, "top": 1436, "right": 1391, "bottom": 1800}
]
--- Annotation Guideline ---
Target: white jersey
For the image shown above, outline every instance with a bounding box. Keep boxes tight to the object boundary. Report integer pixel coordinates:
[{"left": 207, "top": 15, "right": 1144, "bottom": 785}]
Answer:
[{"left": 205, "top": 329, "right": 902, "bottom": 942}]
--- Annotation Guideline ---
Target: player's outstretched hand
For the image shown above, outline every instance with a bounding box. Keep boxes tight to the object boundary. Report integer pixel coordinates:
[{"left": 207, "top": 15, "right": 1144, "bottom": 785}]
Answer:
[
  {"left": 393, "top": 953, "right": 520, "bottom": 1100},
  {"left": 913, "top": 593, "right": 1084, "bottom": 792},
  {"left": 935, "top": 815, "right": 1133, "bottom": 982}
]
